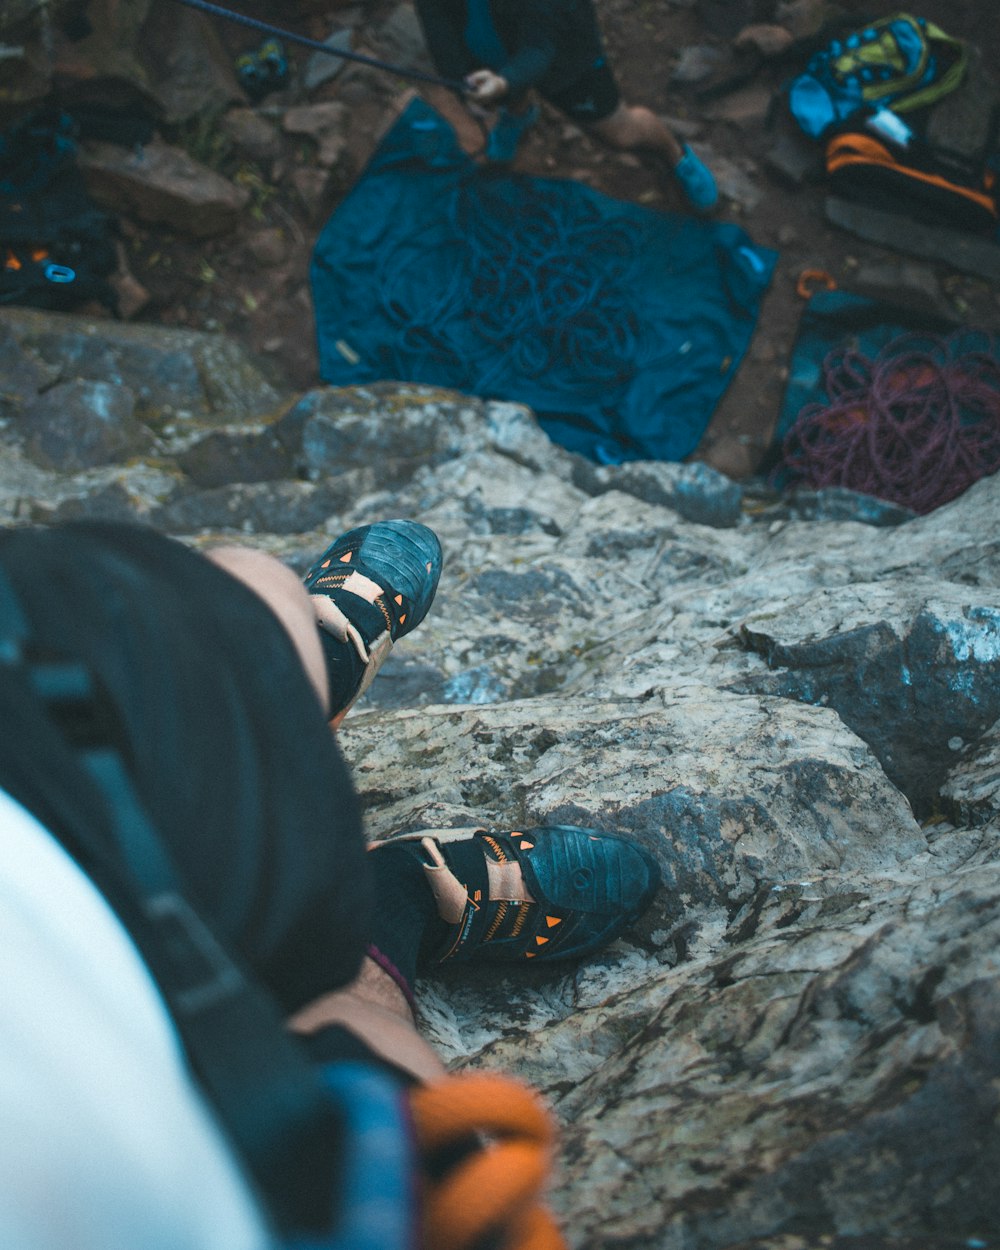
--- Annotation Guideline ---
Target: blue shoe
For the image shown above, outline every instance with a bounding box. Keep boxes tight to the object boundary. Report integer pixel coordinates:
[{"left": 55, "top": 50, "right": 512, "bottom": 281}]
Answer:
[
  {"left": 377, "top": 825, "right": 661, "bottom": 967},
  {"left": 674, "top": 143, "right": 718, "bottom": 213},
  {"left": 485, "top": 105, "right": 539, "bottom": 164},
  {"left": 305, "top": 520, "right": 443, "bottom": 720}
]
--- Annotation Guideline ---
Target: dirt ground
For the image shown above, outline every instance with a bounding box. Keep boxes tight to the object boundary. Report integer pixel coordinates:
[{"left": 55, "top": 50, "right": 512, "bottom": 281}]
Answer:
[{"left": 125, "top": 0, "right": 1000, "bottom": 481}]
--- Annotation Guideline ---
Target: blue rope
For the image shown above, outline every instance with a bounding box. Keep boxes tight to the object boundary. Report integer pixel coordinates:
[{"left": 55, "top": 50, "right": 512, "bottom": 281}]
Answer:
[
  {"left": 371, "top": 175, "right": 645, "bottom": 399},
  {"left": 166, "top": 0, "right": 470, "bottom": 93}
]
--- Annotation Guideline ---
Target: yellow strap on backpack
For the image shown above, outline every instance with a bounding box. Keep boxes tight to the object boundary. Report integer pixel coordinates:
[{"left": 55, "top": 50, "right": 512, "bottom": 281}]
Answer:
[{"left": 893, "top": 15, "right": 967, "bottom": 113}]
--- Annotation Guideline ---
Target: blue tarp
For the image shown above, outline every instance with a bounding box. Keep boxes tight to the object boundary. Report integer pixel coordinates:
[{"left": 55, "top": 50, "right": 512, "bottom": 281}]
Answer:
[{"left": 311, "top": 98, "right": 777, "bottom": 463}]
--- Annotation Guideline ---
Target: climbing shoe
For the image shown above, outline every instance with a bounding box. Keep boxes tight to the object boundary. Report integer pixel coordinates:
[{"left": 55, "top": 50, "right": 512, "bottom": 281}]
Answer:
[
  {"left": 305, "top": 519, "right": 442, "bottom": 723},
  {"left": 376, "top": 825, "right": 661, "bottom": 966},
  {"left": 674, "top": 143, "right": 718, "bottom": 213},
  {"left": 485, "top": 104, "right": 540, "bottom": 164}
]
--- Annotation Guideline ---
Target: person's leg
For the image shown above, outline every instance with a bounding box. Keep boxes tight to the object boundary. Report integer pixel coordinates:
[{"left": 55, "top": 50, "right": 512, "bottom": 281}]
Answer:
[
  {"left": 206, "top": 545, "right": 330, "bottom": 716},
  {"left": 215, "top": 524, "right": 659, "bottom": 1088},
  {"left": 587, "top": 101, "right": 682, "bottom": 164},
  {"left": 587, "top": 103, "right": 718, "bottom": 211},
  {"left": 289, "top": 952, "right": 447, "bottom": 1083},
  {"left": 0, "top": 522, "right": 377, "bottom": 1013},
  {"left": 547, "top": 60, "right": 718, "bottom": 212}
]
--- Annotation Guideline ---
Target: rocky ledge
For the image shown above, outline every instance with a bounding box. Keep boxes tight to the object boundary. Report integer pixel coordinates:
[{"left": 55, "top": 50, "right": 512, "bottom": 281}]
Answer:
[{"left": 2, "top": 305, "right": 998, "bottom": 1249}]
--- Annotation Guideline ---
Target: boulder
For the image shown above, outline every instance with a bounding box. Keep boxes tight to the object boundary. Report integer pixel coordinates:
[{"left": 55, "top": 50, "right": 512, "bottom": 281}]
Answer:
[
  {"left": 137, "top": 0, "right": 242, "bottom": 124},
  {"left": 17, "top": 377, "right": 152, "bottom": 469},
  {"left": 282, "top": 102, "right": 349, "bottom": 168},
  {"left": 78, "top": 137, "right": 250, "bottom": 238},
  {"left": 0, "top": 307, "right": 283, "bottom": 430},
  {"left": 730, "top": 581, "right": 1000, "bottom": 815}
]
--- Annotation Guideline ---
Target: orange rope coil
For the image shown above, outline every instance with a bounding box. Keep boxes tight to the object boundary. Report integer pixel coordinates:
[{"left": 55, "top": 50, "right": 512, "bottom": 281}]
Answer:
[{"left": 408, "top": 1072, "right": 567, "bottom": 1250}]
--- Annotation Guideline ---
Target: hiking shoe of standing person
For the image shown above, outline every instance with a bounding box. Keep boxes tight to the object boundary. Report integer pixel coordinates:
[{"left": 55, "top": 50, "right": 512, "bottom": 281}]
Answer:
[
  {"left": 305, "top": 520, "right": 442, "bottom": 723},
  {"left": 485, "top": 104, "right": 540, "bottom": 163},
  {"left": 674, "top": 143, "right": 718, "bottom": 213}
]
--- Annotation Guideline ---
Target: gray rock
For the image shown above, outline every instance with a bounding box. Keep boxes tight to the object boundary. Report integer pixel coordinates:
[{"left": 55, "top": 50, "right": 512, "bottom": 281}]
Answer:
[
  {"left": 138, "top": 0, "right": 243, "bottom": 124},
  {"left": 939, "top": 719, "right": 1000, "bottom": 826},
  {"left": 708, "top": 151, "right": 764, "bottom": 212},
  {"left": 153, "top": 479, "right": 352, "bottom": 535},
  {"left": 926, "top": 46, "right": 1000, "bottom": 163},
  {"left": 0, "top": 308, "right": 282, "bottom": 429},
  {"left": 761, "top": 486, "right": 917, "bottom": 526},
  {"left": 282, "top": 102, "right": 349, "bottom": 168},
  {"left": 220, "top": 108, "right": 283, "bottom": 166},
  {"left": 547, "top": 865, "right": 1000, "bottom": 1249},
  {"left": 373, "top": 3, "right": 435, "bottom": 75},
  {"left": 78, "top": 138, "right": 251, "bottom": 239},
  {"left": 293, "top": 384, "right": 499, "bottom": 485},
  {"left": 0, "top": 323, "right": 59, "bottom": 421},
  {"left": 303, "top": 28, "right": 354, "bottom": 93},
  {"left": 6, "top": 307, "right": 1000, "bottom": 1249},
  {"left": 731, "top": 582, "right": 1000, "bottom": 815},
  {"left": 177, "top": 425, "right": 294, "bottom": 488},
  {"left": 849, "top": 258, "right": 953, "bottom": 321},
  {"left": 584, "top": 459, "right": 745, "bottom": 527},
  {"left": 18, "top": 378, "right": 153, "bottom": 470},
  {"left": 826, "top": 196, "right": 1000, "bottom": 285},
  {"left": 671, "top": 45, "right": 727, "bottom": 85},
  {"left": 764, "top": 125, "right": 824, "bottom": 186}
]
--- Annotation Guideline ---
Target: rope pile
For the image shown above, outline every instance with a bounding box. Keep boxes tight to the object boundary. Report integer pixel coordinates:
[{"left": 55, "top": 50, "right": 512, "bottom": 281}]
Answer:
[
  {"left": 409, "top": 1072, "right": 566, "bottom": 1250},
  {"left": 375, "top": 178, "right": 644, "bottom": 402},
  {"left": 780, "top": 329, "right": 1000, "bottom": 514}
]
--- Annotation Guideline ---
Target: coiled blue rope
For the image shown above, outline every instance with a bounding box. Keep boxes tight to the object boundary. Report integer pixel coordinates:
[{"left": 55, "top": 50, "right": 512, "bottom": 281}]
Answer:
[{"left": 374, "top": 176, "right": 646, "bottom": 399}]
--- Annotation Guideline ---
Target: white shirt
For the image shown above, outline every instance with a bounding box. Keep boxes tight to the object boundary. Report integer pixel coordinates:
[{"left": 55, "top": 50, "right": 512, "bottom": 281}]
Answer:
[{"left": 0, "top": 787, "right": 273, "bottom": 1250}]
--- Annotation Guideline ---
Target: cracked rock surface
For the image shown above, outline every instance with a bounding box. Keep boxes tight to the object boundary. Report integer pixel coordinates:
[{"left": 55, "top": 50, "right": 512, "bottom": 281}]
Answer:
[{"left": 2, "top": 307, "right": 999, "bottom": 1248}]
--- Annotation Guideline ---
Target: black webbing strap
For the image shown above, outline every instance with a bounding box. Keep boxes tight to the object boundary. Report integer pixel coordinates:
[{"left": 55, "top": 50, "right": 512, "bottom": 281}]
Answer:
[{"left": 0, "top": 567, "right": 342, "bottom": 1238}]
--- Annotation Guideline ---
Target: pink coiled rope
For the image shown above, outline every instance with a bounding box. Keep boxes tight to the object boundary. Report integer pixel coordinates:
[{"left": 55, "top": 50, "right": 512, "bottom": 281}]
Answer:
[{"left": 780, "top": 329, "right": 1000, "bottom": 514}]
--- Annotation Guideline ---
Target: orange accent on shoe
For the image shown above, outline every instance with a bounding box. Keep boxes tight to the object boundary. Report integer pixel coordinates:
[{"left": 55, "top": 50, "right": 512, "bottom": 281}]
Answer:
[
  {"left": 394, "top": 593, "right": 403, "bottom": 605},
  {"left": 398, "top": 613, "right": 407, "bottom": 625},
  {"left": 545, "top": 915, "right": 561, "bottom": 928},
  {"left": 483, "top": 835, "right": 508, "bottom": 864},
  {"left": 525, "top": 951, "right": 536, "bottom": 958},
  {"left": 484, "top": 900, "right": 509, "bottom": 943},
  {"left": 474, "top": 889, "right": 482, "bottom": 902},
  {"left": 339, "top": 550, "right": 353, "bottom": 562},
  {"left": 510, "top": 904, "right": 530, "bottom": 939},
  {"left": 535, "top": 935, "right": 548, "bottom": 946},
  {"left": 321, "top": 559, "right": 330, "bottom": 569},
  {"left": 520, "top": 840, "right": 534, "bottom": 850}
]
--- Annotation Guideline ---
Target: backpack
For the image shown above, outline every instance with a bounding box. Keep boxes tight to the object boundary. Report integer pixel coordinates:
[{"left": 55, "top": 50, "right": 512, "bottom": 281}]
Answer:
[
  {"left": 788, "top": 12, "right": 968, "bottom": 139},
  {"left": 824, "top": 128, "right": 998, "bottom": 234},
  {"left": 0, "top": 110, "right": 118, "bottom": 312}
]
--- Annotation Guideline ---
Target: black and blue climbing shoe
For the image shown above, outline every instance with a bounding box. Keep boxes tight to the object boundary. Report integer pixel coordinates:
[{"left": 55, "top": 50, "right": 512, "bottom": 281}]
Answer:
[
  {"left": 374, "top": 825, "right": 661, "bottom": 966},
  {"left": 304, "top": 519, "right": 443, "bottom": 722}
]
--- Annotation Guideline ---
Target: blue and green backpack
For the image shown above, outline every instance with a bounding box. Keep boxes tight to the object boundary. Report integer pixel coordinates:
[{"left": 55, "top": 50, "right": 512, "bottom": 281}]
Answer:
[{"left": 788, "top": 12, "right": 968, "bottom": 139}]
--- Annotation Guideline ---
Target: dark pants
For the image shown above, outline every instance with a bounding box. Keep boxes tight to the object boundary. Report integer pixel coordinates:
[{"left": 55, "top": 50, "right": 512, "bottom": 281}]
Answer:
[{"left": 0, "top": 522, "right": 372, "bottom": 1014}]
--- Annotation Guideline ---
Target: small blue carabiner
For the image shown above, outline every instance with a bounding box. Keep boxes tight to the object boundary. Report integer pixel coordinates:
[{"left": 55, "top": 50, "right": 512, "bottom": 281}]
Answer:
[{"left": 44, "top": 263, "right": 76, "bottom": 283}]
